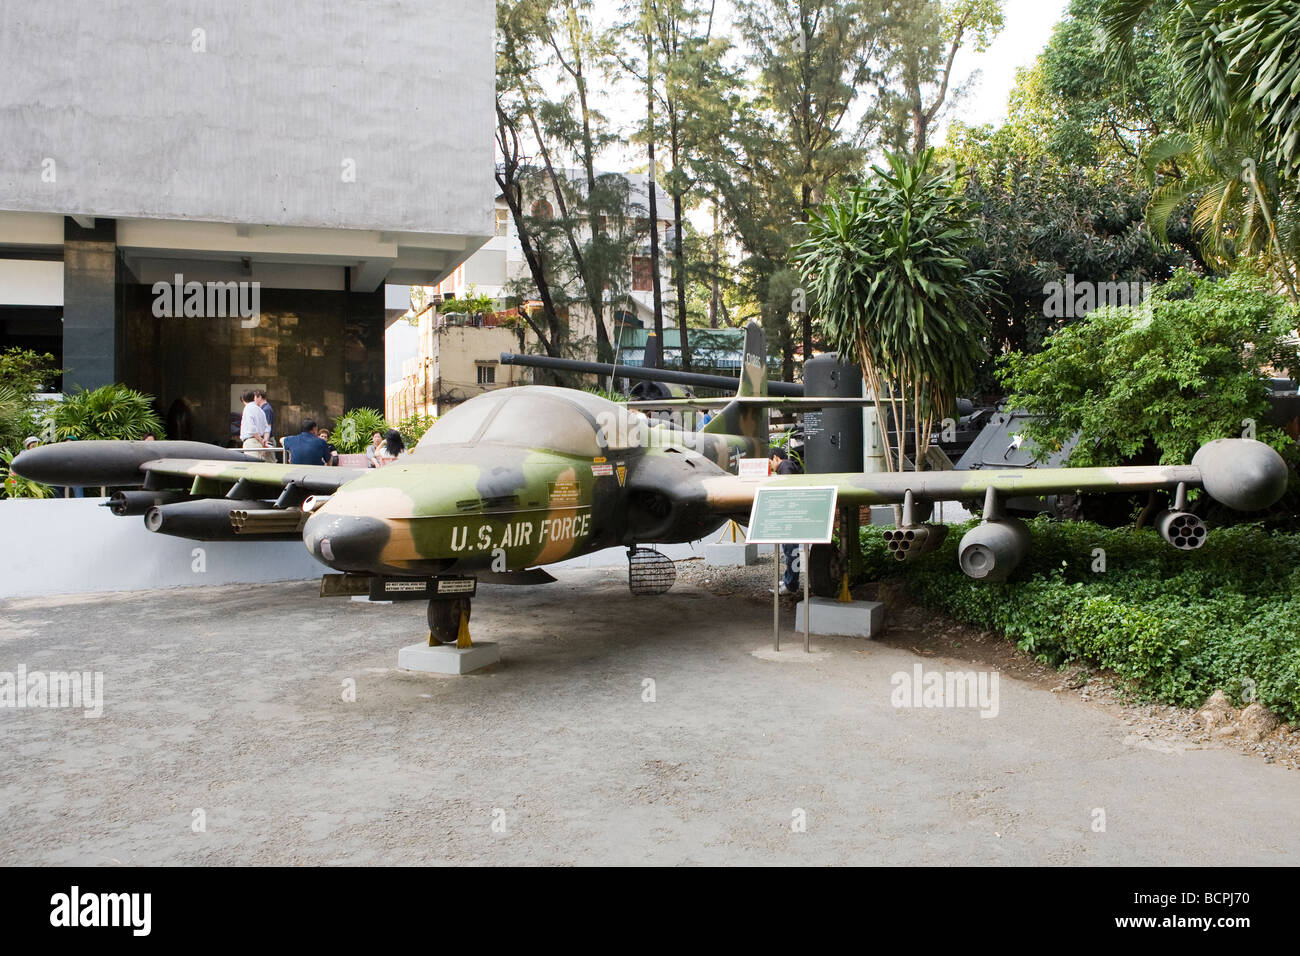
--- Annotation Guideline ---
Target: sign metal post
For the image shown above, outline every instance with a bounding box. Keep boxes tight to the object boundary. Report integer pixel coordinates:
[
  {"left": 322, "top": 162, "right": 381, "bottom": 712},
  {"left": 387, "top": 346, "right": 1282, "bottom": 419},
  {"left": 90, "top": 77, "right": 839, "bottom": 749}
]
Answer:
[{"left": 746, "top": 485, "right": 839, "bottom": 653}]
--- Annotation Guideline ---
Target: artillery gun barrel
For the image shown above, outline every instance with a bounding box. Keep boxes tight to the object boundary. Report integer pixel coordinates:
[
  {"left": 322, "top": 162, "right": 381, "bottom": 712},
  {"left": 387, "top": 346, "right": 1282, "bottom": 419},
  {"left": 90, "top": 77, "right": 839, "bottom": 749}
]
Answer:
[
  {"left": 231, "top": 509, "right": 307, "bottom": 534},
  {"left": 499, "top": 352, "right": 805, "bottom": 397},
  {"left": 143, "top": 499, "right": 300, "bottom": 541}
]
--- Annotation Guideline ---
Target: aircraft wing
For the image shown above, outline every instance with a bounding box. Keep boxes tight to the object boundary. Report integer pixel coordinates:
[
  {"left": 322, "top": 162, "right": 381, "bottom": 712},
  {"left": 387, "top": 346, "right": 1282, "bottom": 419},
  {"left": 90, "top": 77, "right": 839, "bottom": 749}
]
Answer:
[
  {"left": 697, "top": 439, "right": 1288, "bottom": 516},
  {"left": 139, "top": 457, "right": 366, "bottom": 495},
  {"left": 10, "top": 440, "right": 365, "bottom": 495}
]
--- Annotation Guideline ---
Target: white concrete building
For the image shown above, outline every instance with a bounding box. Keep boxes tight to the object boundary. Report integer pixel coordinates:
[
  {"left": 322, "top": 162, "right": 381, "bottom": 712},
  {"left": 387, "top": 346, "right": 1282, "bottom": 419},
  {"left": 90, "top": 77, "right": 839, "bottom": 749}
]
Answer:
[{"left": 0, "top": 0, "right": 495, "bottom": 443}]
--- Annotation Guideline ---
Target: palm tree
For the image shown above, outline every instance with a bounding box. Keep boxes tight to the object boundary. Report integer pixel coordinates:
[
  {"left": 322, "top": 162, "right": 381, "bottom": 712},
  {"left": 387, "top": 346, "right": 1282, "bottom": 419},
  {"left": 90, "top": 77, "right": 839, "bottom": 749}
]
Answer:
[
  {"left": 1100, "top": 0, "right": 1300, "bottom": 175},
  {"left": 1102, "top": 0, "right": 1300, "bottom": 296},
  {"left": 1142, "top": 127, "right": 1300, "bottom": 301}
]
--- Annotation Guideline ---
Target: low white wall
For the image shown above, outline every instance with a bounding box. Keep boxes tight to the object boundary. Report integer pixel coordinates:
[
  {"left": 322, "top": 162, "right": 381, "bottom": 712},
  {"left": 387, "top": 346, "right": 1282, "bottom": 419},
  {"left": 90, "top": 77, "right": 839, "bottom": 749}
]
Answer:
[
  {"left": 0, "top": 499, "right": 731, "bottom": 597},
  {"left": 0, "top": 498, "right": 326, "bottom": 598}
]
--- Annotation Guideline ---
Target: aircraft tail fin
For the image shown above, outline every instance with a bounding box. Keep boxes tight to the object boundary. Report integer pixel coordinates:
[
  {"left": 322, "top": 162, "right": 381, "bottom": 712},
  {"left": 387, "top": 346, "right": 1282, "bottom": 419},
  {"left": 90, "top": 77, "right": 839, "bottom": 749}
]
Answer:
[
  {"left": 736, "top": 321, "right": 767, "bottom": 398},
  {"left": 702, "top": 321, "right": 767, "bottom": 447}
]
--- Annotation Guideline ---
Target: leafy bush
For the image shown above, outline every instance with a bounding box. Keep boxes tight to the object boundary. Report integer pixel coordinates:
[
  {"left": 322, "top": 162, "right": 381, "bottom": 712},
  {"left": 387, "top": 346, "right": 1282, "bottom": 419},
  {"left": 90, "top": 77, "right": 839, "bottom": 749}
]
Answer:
[
  {"left": 437, "top": 285, "right": 497, "bottom": 316},
  {"left": 863, "top": 519, "right": 1300, "bottom": 722},
  {"left": 1000, "top": 270, "right": 1300, "bottom": 466},
  {"left": 332, "top": 408, "right": 388, "bottom": 454},
  {"left": 0, "top": 349, "right": 63, "bottom": 450},
  {"left": 51, "top": 384, "right": 161, "bottom": 441},
  {"left": 793, "top": 149, "right": 997, "bottom": 471},
  {"left": 397, "top": 413, "right": 437, "bottom": 449}
]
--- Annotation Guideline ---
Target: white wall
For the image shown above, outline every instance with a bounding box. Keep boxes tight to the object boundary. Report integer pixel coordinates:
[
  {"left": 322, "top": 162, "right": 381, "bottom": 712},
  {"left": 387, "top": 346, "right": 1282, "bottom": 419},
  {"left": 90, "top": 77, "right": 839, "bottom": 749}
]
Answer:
[
  {"left": 0, "top": 0, "right": 495, "bottom": 237},
  {"left": 0, "top": 259, "right": 62, "bottom": 305},
  {"left": 0, "top": 498, "right": 326, "bottom": 598}
]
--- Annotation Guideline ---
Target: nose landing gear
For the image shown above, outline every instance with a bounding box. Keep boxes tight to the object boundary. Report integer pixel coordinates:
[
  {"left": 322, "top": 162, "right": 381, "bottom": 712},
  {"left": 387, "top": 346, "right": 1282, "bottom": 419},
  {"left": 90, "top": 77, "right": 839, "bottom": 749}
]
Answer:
[{"left": 427, "top": 596, "right": 472, "bottom": 647}]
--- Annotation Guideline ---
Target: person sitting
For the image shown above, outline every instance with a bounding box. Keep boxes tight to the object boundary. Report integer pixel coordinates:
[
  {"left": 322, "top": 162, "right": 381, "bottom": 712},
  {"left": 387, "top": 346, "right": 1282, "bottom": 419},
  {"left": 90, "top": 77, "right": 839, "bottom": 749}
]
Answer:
[
  {"left": 317, "top": 427, "right": 340, "bottom": 466},
  {"left": 282, "top": 419, "right": 331, "bottom": 467},
  {"left": 374, "top": 429, "right": 405, "bottom": 466},
  {"left": 365, "top": 430, "right": 385, "bottom": 468}
]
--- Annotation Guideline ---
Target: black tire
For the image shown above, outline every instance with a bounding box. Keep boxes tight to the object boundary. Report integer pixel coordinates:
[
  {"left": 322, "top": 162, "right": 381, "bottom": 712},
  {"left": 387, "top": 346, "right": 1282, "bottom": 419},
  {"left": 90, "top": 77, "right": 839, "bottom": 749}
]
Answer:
[{"left": 427, "top": 598, "right": 470, "bottom": 644}]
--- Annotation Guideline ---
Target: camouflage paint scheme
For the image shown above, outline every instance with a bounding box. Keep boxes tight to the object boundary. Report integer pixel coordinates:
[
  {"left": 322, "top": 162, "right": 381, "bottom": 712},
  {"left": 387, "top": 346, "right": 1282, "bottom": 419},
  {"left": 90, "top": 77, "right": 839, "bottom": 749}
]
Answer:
[{"left": 11, "top": 321, "right": 1290, "bottom": 583}]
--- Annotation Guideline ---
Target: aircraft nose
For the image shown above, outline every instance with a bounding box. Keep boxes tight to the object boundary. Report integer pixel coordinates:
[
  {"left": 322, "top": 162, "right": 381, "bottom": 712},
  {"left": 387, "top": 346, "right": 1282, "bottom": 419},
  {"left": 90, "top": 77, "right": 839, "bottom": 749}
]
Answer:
[{"left": 303, "top": 510, "right": 392, "bottom": 572}]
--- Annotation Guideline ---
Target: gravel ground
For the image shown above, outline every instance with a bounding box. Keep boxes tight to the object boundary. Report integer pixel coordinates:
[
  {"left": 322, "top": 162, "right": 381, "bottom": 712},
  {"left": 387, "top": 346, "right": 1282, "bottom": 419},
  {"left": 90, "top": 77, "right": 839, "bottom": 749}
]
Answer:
[
  {"left": 675, "top": 553, "right": 1300, "bottom": 772},
  {"left": 3, "top": 566, "right": 1299, "bottom": 865}
]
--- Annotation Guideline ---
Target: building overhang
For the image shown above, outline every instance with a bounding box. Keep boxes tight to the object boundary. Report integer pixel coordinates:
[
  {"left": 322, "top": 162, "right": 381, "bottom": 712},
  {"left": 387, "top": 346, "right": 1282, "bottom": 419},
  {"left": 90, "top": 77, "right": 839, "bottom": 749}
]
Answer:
[{"left": 0, "top": 210, "right": 491, "bottom": 291}]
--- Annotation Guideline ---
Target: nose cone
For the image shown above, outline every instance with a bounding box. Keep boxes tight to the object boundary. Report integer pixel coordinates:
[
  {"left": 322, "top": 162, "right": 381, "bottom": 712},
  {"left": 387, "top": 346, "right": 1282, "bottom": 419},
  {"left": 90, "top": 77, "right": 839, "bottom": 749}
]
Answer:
[
  {"left": 303, "top": 510, "right": 393, "bottom": 572},
  {"left": 1192, "top": 438, "right": 1290, "bottom": 512}
]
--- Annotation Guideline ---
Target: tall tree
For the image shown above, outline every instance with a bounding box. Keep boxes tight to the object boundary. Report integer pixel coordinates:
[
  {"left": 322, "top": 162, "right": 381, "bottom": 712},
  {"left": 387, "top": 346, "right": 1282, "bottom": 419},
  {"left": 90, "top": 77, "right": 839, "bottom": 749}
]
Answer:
[
  {"left": 496, "top": 0, "right": 569, "bottom": 367},
  {"left": 638, "top": 2, "right": 667, "bottom": 361},
  {"left": 496, "top": 0, "right": 635, "bottom": 363},
  {"left": 1100, "top": 0, "right": 1300, "bottom": 294},
  {"left": 874, "top": 0, "right": 1006, "bottom": 156},
  {"left": 719, "top": 0, "right": 887, "bottom": 375}
]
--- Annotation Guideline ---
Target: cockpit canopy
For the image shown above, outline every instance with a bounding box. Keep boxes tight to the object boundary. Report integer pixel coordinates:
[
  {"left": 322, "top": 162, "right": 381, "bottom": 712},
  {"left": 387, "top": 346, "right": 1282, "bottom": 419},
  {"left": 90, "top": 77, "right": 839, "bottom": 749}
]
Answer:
[{"left": 415, "top": 385, "right": 646, "bottom": 458}]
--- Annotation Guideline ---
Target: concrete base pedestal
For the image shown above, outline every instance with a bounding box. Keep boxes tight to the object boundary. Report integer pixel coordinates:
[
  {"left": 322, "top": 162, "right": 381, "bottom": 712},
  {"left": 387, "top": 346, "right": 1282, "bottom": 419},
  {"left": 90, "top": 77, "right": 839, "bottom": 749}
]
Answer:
[
  {"left": 398, "top": 642, "right": 500, "bottom": 675},
  {"left": 794, "top": 598, "right": 884, "bottom": 638},
  {"left": 704, "top": 542, "right": 758, "bottom": 566}
]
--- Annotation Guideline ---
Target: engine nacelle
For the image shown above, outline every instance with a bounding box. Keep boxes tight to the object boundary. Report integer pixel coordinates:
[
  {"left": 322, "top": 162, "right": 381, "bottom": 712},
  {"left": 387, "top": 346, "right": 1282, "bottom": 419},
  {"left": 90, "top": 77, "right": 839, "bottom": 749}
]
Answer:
[
  {"left": 1155, "top": 509, "right": 1207, "bottom": 550},
  {"left": 958, "top": 518, "right": 1030, "bottom": 582},
  {"left": 882, "top": 523, "right": 948, "bottom": 561}
]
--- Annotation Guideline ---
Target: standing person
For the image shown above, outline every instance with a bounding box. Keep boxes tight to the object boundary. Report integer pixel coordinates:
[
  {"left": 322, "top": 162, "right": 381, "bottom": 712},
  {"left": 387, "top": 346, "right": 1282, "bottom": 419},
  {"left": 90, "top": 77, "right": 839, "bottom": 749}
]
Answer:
[
  {"left": 239, "top": 390, "right": 270, "bottom": 459},
  {"left": 253, "top": 389, "right": 275, "bottom": 437},
  {"left": 366, "top": 430, "right": 385, "bottom": 467},
  {"left": 769, "top": 446, "right": 802, "bottom": 595},
  {"left": 282, "top": 419, "right": 330, "bottom": 466}
]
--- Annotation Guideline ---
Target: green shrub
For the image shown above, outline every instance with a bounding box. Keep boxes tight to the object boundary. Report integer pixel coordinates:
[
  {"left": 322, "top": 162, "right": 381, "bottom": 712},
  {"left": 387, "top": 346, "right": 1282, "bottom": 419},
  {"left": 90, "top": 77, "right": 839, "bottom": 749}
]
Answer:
[
  {"left": 1000, "top": 270, "right": 1300, "bottom": 466},
  {"left": 397, "top": 413, "right": 437, "bottom": 448},
  {"left": 332, "top": 408, "right": 388, "bottom": 454},
  {"left": 863, "top": 519, "right": 1300, "bottom": 722},
  {"left": 437, "top": 285, "right": 497, "bottom": 316},
  {"left": 51, "top": 384, "right": 161, "bottom": 441},
  {"left": 0, "top": 349, "right": 63, "bottom": 449}
]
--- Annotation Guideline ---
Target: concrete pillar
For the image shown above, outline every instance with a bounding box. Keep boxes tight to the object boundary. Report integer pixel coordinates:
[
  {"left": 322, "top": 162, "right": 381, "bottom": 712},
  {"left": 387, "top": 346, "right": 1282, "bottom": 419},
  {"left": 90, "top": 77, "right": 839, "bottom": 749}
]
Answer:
[
  {"left": 344, "top": 288, "right": 385, "bottom": 414},
  {"left": 61, "top": 217, "right": 119, "bottom": 391}
]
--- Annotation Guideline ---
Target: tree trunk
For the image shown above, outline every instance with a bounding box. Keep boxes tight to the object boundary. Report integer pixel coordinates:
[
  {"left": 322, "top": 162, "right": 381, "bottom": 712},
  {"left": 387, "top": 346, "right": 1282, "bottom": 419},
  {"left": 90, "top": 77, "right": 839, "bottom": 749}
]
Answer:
[
  {"left": 647, "top": 80, "right": 665, "bottom": 365},
  {"left": 709, "top": 202, "right": 720, "bottom": 329}
]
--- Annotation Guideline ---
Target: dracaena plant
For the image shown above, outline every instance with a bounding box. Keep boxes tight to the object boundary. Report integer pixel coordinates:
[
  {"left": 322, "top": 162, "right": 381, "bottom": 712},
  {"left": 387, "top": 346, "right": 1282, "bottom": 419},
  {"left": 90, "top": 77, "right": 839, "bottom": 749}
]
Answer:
[{"left": 792, "top": 148, "right": 997, "bottom": 471}]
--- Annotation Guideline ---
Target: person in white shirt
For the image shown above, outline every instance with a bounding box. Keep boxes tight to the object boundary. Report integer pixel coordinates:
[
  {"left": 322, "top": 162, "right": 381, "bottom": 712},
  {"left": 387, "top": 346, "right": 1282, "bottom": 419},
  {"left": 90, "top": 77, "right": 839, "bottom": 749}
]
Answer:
[{"left": 239, "top": 389, "right": 270, "bottom": 459}]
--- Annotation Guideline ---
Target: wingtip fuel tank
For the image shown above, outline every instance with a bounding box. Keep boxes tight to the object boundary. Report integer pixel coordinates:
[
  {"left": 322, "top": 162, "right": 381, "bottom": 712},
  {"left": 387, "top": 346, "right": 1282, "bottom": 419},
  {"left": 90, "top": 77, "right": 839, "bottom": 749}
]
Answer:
[{"left": 1192, "top": 438, "right": 1289, "bottom": 512}]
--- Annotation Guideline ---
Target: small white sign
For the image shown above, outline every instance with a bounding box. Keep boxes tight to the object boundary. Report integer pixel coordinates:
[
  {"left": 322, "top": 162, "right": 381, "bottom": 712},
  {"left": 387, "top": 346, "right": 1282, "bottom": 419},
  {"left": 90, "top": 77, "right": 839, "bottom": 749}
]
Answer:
[{"left": 738, "top": 458, "right": 770, "bottom": 480}]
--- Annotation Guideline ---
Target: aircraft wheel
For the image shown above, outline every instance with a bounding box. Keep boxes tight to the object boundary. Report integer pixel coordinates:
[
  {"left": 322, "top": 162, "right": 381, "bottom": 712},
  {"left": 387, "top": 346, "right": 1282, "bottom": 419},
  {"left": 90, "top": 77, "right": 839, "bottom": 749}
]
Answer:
[
  {"left": 808, "top": 544, "right": 843, "bottom": 598},
  {"left": 427, "top": 597, "right": 470, "bottom": 645}
]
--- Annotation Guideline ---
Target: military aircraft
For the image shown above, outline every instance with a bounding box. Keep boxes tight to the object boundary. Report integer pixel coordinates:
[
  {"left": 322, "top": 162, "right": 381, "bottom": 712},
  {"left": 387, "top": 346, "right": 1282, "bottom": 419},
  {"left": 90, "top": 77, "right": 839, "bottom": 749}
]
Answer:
[{"left": 13, "top": 322, "right": 1290, "bottom": 644}]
